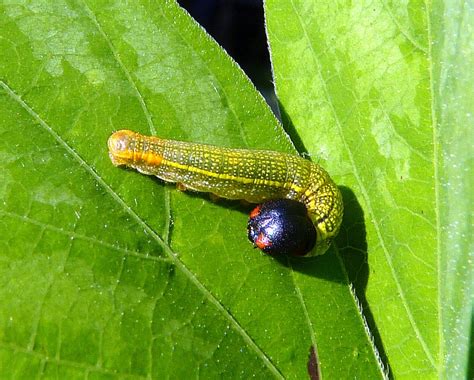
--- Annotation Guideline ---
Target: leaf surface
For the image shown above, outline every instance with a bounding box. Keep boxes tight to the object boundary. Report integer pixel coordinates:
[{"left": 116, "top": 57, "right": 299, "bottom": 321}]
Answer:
[
  {"left": 1, "top": 1, "right": 384, "bottom": 378},
  {"left": 265, "top": 0, "right": 472, "bottom": 378}
]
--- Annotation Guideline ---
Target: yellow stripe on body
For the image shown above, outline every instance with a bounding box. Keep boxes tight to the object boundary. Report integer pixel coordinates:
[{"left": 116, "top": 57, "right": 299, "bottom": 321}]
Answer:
[{"left": 160, "top": 158, "right": 304, "bottom": 193}]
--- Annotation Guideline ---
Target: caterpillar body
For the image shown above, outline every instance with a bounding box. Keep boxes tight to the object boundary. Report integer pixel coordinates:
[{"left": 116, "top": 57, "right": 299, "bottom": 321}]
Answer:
[{"left": 108, "top": 130, "right": 343, "bottom": 255}]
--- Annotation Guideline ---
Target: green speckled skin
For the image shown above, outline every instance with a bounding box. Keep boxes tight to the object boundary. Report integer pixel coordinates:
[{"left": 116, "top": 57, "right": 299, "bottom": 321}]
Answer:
[{"left": 108, "top": 130, "right": 343, "bottom": 255}]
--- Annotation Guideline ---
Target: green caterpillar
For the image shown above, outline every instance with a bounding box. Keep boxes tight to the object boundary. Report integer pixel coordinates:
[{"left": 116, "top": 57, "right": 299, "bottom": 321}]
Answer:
[{"left": 108, "top": 130, "right": 343, "bottom": 255}]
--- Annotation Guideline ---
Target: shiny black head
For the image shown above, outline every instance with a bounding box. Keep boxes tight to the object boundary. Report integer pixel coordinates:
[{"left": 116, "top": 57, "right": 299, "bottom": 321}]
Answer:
[{"left": 247, "top": 199, "right": 317, "bottom": 257}]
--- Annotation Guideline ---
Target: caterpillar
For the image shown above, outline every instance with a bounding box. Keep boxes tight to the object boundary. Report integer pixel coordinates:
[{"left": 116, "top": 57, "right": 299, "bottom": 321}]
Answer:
[{"left": 108, "top": 130, "right": 343, "bottom": 256}]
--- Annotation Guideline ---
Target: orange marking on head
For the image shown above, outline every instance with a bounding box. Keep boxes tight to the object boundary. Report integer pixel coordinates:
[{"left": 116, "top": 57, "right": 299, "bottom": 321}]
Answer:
[
  {"left": 249, "top": 205, "right": 261, "bottom": 219},
  {"left": 256, "top": 233, "right": 272, "bottom": 249}
]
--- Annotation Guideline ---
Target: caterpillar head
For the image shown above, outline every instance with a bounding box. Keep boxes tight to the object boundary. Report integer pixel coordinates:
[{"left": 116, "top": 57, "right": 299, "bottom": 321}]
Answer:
[{"left": 247, "top": 199, "right": 317, "bottom": 257}]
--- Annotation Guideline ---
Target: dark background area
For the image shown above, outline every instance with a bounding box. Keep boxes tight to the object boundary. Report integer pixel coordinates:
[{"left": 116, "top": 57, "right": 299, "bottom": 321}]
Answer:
[{"left": 177, "top": 0, "right": 277, "bottom": 111}]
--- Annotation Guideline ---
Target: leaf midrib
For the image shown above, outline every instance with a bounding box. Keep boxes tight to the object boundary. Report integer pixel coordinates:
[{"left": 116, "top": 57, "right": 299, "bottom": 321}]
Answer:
[{"left": 425, "top": 1, "right": 443, "bottom": 376}]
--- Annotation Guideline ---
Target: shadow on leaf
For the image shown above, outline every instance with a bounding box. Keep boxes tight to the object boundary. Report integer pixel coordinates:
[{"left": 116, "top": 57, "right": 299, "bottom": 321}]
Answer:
[{"left": 338, "top": 186, "right": 391, "bottom": 376}]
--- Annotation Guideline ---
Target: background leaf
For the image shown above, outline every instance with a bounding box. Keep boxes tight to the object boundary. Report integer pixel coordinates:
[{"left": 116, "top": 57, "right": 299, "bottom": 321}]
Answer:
[
  {"left": 265, "top": 0, "right": 472, "bottom": 378},
  {"left": 0, "top": 1, "right": 384, "bottom": 378}
]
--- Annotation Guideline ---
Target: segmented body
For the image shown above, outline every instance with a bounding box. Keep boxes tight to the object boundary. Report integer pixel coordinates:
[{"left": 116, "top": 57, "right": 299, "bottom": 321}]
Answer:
[{"left": 108, "top": 130, "right": 343, "bottom": 255}]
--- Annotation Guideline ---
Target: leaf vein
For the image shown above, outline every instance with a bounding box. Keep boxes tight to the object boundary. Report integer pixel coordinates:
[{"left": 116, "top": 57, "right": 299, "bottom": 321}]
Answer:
[
  {"left": 289, "top": 0, "right": 436, "bottom": 369},
  {"left": 81, "top": 0, "right": 157, "bottom": 136},
  {"left": 0, "top": 80, "right": 283, "bottom": 378}
]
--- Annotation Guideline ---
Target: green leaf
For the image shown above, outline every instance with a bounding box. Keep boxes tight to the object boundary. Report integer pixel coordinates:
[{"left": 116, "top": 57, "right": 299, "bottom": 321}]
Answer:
[
  {"left": 0, "top": 1, "right": 382, "bottom": 378},
  {"left": 265, "top": 0, "right": 472, "bottom": 379},
  {"left": 1, "top": 0, "right": 470, "bottom": 379}
]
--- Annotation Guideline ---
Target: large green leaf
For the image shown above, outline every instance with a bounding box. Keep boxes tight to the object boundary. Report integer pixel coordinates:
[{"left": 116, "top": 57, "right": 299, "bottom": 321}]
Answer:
[
  {"left": 265, "top": 0, "right": 472, "bottom": 379},
  {"left": 0, "top": 1, "right": 385, "bottom": 378}
]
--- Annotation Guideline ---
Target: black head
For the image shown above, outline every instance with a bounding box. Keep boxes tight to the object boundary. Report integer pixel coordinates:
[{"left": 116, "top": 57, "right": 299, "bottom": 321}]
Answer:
[{"left": 247, "top": 199, "right": 317, "bottom": 257}]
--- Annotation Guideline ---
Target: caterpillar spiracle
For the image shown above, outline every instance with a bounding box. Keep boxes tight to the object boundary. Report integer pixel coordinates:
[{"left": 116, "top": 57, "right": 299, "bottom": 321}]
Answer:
[{"left": 108, "top": 130, "right": 343, "bottom": 256}]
